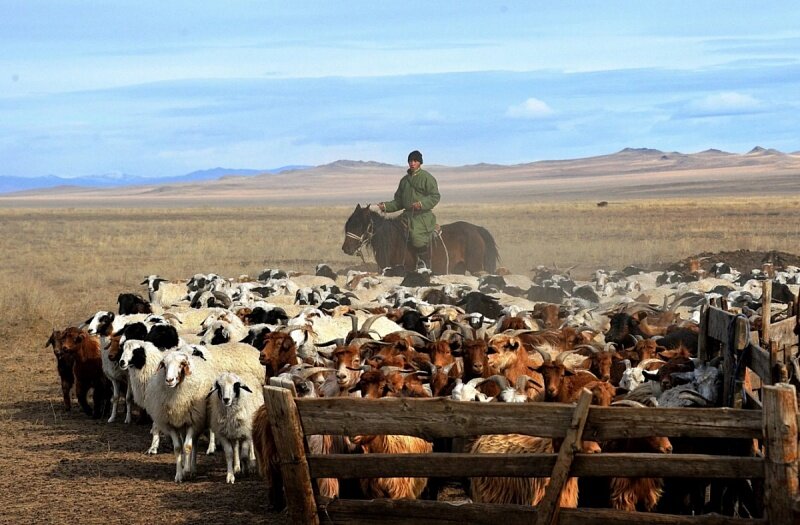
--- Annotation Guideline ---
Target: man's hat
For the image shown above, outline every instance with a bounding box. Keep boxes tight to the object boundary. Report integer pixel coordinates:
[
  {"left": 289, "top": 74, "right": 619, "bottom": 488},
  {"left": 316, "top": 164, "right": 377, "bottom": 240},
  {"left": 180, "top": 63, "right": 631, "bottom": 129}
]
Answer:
[{"left": 407, "top": 150, "right": 423, "bottom": 164}]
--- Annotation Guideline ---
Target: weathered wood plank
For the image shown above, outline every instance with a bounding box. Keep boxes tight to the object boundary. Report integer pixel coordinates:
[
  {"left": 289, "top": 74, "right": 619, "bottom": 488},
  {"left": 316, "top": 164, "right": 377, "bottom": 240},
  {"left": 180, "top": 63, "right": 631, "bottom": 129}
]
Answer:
[
  {"left": 307, "top": 452, "right": 764, "bottom": 479},
  {"left": 767, "top": 317, "right": 796, "bottom": 351},
  {"left": 707, "top": 308, "right": 739, "bottom": 349},
  {"left": 698, "top": 305, "right": 710, "bottom": 361},
  {"left": 296, "top": 398, "right": 763, "bottom": 440},
  {"left": 318, "top": 499, "right": 767, "bottom": 525},
  {"left": 749, "top": 344, "right": 773, "bottom": 386},
  {"left": 263, "top": 386, "right": 319, "bottom": 525},
  {"left": 536, "top": 389, "right": 592, "bottom": 525},
  {"left": 762, "top": 384, "right": 799, "bottom": 525},
  {"left": 762, "top": 280, "right": 772, "bottom": 345}
]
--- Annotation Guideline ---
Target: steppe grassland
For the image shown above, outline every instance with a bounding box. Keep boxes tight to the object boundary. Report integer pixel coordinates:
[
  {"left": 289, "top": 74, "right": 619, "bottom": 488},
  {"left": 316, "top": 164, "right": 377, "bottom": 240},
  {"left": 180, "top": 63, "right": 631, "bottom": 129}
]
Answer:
[{"left": 3, "top": 196, "right": 800, "bottom": 347}]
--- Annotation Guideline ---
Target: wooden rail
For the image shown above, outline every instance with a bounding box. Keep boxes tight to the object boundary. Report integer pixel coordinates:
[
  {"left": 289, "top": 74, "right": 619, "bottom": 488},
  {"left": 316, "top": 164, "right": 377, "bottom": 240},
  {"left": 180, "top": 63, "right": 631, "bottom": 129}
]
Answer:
[{"left": 263, "top": 383, "right": 800, "bottom": 525}]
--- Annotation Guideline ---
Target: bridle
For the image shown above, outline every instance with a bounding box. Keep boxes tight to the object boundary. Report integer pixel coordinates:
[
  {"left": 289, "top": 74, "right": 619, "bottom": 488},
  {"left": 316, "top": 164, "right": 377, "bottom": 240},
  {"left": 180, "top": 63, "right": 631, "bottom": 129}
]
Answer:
[{"left": 346, "top": 217, "right": 374, "bottom": 264}]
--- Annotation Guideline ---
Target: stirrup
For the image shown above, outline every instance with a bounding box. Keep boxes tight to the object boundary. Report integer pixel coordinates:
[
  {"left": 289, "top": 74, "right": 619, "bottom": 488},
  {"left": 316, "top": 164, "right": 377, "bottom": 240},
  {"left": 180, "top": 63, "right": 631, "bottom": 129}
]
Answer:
[{"left": 416, "top": 256, "right": 428, "bottom": 271}]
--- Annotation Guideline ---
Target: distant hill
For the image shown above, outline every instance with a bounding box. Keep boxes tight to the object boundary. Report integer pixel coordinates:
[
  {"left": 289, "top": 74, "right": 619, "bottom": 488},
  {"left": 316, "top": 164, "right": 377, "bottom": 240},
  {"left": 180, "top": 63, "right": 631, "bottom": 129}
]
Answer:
[
  {"left": 3, "top": 147, "right": 799, "bottom": 206},
  {"left": 0, "top": 165, "right": 310, "bottom": 194}
]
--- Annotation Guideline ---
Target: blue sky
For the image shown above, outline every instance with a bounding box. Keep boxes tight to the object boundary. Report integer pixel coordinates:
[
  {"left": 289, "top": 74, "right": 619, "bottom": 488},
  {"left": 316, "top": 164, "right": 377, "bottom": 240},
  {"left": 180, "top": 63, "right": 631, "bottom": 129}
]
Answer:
[{"left": 2, "top": 1, "right": 800, "bottom": 178}]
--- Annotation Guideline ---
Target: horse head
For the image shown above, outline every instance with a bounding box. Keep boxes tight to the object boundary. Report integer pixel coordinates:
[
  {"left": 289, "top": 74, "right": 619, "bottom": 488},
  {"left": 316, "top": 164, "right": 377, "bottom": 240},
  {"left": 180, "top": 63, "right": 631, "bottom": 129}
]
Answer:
[{"left": 342, "top": 203, "right": 375, "bottom": 256}]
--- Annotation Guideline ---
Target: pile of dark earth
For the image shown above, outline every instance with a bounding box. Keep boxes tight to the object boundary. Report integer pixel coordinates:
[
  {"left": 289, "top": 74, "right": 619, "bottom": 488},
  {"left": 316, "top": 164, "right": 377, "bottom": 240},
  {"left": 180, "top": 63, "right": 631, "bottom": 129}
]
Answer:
[{"left": 654, "top": 249, "right": 800, "bottom": 274}]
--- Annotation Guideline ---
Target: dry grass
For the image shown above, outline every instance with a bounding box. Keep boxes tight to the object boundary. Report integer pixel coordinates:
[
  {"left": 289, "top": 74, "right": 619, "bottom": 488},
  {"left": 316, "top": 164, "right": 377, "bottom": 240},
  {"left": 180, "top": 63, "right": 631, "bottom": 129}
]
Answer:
[
  {"left": 2, "top": 195, "right": 800, "bottom": 523},
  {"left": 3, "top": 196, "right": 800, "bottom": 331}
]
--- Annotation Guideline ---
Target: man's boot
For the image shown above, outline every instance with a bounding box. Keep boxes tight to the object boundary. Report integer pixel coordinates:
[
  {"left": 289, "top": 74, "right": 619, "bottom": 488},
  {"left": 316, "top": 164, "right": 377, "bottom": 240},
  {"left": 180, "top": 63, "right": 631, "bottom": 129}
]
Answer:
[{"left": 415, "top": 245, "right": 431, "bottom": 271}]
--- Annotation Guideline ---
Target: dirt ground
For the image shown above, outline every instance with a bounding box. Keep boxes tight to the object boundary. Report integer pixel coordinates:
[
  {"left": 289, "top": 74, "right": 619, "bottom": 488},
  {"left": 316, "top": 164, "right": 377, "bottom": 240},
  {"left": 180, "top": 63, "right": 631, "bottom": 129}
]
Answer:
[
  {"left": 1, "top": 248, "right": 796, "bottom": 524},
  {"left": 0, "top": 340, "right": 288, "bottom": 523}
]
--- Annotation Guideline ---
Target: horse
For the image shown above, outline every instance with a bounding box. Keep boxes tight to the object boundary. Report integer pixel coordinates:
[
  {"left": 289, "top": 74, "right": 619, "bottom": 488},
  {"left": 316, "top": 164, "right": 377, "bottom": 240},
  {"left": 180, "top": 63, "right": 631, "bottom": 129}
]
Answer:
[{"left": 341, "top": 204, "right": 500, "bottom": 275}]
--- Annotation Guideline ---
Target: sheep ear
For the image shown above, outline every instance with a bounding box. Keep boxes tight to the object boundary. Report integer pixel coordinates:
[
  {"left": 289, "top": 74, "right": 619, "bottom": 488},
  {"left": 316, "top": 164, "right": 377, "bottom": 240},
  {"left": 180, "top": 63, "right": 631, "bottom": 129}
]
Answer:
[
  {"left": 45, "top": 333, "right": 56, "bottom": 348},
  {"left": 206, "top": 383, "right": 219, "bottom": 399},
  {"left": 84, "top": 316, "right": 94, "bottom": 326},
  {"left": 157, "top": 361, "right": 165, "bottom": 371},
  {"left": 239, "top": 383, "right": 253, "bottom": 394}
]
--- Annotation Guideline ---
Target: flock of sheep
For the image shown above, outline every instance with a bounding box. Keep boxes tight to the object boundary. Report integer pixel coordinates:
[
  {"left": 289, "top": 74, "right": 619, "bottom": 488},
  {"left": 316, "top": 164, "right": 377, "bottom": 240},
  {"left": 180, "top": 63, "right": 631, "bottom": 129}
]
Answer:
[{"left": 44, "top": 258, "right": 798, "bottom": 515}]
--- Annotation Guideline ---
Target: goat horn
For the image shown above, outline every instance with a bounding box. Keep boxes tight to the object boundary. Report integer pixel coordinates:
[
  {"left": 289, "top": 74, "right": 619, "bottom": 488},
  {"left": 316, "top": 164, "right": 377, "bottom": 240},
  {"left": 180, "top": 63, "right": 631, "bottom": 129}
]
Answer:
[
  {"left": 554, "top": 348, "right": 580, "bottom": 365},
  {"left": 297, "top": 367, "right": 335, "bottom": 379},
  {"left": 360, "top": 313, "right": 386, "bottom": 335},
  {"left": 611, "top": 400, "right": 647, "bottom": 408},
  {"left": 484, "top": 374, "right": 510, "bottom": 390},
  {"left": 532, "top": 346, "right": 551, "bottom": 365},
  {"left": 315, "top": 337, "right": 344, "bottom": 347},
  {"left": 677, "top": 389, "right": 710, "bottom": 406}
]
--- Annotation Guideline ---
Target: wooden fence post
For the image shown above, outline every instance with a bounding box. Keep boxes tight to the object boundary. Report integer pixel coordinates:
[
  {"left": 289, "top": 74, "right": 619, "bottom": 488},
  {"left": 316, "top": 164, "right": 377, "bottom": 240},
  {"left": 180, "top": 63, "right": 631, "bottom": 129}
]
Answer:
[
  {"left": 761, "top": 279, "right": 772, "bottom": 347},
  {"left": 761, "top": 383, "right": 799, "bottom": 525},
  {"left": 698, "top": 305, "right": 709, "bottom": 362},
  {"left": 264, "top": 386, "right": 319, "bottom": 525},
  {"left": 535, "top": 389, "right": 592, "bottom": 525}
]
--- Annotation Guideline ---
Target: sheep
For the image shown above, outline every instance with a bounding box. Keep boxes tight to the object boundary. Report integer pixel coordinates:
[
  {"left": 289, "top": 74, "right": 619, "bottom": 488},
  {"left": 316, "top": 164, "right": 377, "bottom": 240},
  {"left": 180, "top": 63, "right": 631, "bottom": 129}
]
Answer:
[
  {"left": 86, "top": 310, "right": 182, "bottom": 423},
  {"left": 118, "top": 292, "right": 152, "bottom": 315},
  {"left": 185, "top": 342, "right": 265, "bottom": 389},
  {"left": 206, "top": 372, "right": 264, "bottom": 483},
  {"left": 198, "top": 319, "right": 248, "bottom": 346},
  {"left": 117, "top": 340, "right": 168, "bottom": 454},
  {"left": 55, "top": 327, "right": 111, "bottom": 418},
  {"left": 144, "top": 350, "right": 215, "bottom": 482}
]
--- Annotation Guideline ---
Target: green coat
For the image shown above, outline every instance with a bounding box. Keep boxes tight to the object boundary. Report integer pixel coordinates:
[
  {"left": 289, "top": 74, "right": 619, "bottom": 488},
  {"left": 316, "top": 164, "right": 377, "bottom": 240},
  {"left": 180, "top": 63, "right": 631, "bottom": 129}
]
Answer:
[{"left": 382, "top": 168, "right": 441, "bottom": 248}]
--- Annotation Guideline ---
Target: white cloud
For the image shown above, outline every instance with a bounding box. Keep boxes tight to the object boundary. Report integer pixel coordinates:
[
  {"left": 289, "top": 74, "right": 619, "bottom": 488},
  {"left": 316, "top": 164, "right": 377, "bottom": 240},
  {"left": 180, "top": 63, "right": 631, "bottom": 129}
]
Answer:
[
  {"left": 506, "top": 97, "right": 555, "bottom": 119},
  {"left": 693, "top": 92, "right": 762, "bottom": 112}
]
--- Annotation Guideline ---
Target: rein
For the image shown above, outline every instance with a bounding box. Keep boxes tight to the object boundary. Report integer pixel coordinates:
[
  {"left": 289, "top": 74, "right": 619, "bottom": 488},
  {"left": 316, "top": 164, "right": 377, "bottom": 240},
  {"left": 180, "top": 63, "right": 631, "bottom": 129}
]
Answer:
[{"left": 346, "top": 219, "right": 375, "bottom": 264}]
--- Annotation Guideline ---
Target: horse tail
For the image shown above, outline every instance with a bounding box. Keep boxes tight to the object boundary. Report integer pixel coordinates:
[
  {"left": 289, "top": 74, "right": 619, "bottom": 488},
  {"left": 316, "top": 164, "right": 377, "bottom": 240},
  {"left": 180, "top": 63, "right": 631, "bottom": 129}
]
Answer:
[{"left": 475, "top": 225, "right": 500, "bottom": 272}]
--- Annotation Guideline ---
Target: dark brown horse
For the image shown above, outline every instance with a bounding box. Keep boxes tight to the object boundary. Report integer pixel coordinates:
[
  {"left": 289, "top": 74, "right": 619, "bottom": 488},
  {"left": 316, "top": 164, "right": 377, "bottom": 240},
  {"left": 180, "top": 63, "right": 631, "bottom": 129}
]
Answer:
[{"left": 341, "top": 204, "right": 500, "bottom": 275}]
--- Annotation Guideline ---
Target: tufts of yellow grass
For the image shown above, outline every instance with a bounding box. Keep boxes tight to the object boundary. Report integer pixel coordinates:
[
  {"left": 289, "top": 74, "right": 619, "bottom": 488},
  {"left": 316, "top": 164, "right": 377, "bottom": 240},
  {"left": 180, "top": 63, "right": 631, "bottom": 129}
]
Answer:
[{"left": 2, "top": 196, "right": 800, "bottom": 343}]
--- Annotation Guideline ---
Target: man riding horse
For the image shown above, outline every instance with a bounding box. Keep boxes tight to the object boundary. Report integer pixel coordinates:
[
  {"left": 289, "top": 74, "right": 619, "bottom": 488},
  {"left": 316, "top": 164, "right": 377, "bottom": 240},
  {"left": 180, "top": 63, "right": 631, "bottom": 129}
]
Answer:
[{"left": 377, "top": 150, "right": 440, "bottom": 271}]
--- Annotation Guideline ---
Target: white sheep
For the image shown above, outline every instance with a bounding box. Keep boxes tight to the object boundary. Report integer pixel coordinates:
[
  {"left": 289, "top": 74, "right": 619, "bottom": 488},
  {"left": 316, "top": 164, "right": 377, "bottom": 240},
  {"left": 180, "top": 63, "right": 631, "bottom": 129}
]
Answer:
[
  {"left": 141, "top": 275, "right": 188, "bottom": 307},
  {"left": 144, "top": 350, "right": 215, "bottom": 482},
  {"left": 85, "top": 310, "right": 151, "bottom": 424},
  {"left": 118, "top": 340, "right": 168, "bottom": 454},
  {"left": 206, "top": 372, "right": 264, "bottom": 483},
  {"left": 198, "top": 319, "right": 249, "bottom": 346},
  {"left": 179, "top": 342, "right": 265, "bottom": 389}
]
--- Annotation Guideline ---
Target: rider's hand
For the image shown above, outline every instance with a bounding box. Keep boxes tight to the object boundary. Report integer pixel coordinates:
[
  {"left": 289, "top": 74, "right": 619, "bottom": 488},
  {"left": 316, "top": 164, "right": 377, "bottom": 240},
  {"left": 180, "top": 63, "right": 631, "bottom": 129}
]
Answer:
[{"left": 411, "top": 201, "right": 422, "bottom": 211}]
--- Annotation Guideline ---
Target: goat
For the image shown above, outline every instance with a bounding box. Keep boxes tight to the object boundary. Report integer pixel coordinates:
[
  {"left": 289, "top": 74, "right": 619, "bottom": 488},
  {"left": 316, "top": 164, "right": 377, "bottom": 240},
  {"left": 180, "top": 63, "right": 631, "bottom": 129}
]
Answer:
[
  {"left": 45, "top": 329, "right": 74, "bottom": 411},
  {"left": 470, "top": 434, "right": 595, "bottom": 507},
  {"left": 486, "top": 331, "right": 545, "bottom": 401},
  {"left": 55, "top": 327, "right": 111, "bottom": 418}
]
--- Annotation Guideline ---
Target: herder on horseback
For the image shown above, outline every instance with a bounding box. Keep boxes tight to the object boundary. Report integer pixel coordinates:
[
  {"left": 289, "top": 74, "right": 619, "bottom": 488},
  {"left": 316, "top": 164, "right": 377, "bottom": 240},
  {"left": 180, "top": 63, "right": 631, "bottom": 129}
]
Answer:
[{"left": 377, "top": 150, "right": 440, "bottom": 271}]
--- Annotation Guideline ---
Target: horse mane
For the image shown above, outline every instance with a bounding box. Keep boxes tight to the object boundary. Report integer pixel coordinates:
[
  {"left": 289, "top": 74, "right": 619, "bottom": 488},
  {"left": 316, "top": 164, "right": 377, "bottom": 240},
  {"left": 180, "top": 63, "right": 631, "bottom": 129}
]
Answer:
[{"left": 365, "top": 210, "right": 406, "bottom": 259}]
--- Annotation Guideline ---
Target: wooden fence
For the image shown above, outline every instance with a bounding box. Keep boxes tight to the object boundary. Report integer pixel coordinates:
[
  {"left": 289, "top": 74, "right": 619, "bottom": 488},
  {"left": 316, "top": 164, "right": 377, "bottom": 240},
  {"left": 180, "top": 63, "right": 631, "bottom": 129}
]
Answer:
[
  {"left": 264, "top": 383, "right": 799, "bottom": 525},
  {"left": 698, "top": 280, "right": 799, "bottom": 409}
]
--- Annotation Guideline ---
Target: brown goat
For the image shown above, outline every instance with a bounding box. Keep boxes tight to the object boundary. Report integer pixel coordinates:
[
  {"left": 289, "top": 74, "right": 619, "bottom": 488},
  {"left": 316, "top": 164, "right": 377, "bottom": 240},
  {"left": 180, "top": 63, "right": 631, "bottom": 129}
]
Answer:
[
  {"left": 56, "top": 327, "right": 110, "bottom": 418},
  {"left": 486, "top": 332, "right": 545, "bottom": 401},
  {"left": 470, "top": 434, "right": 594, "bottom": 507},
  {"left": 350, "top": 369, "right": 433, "bottom": 499},
  {"left": 606, "top": 435, "right": 672, "bottom": 511},
  {"left": 251, "top": 405, "right": 284, "bottom": 510},
  {"left": 259, "top": 332, "right": 299, "bottom": 380},
  {"left": 350, "top": 434, "right": 433, "bottom": 499},
  {"left": 45, "top": 329, "right": 74, "bottom": 411}
]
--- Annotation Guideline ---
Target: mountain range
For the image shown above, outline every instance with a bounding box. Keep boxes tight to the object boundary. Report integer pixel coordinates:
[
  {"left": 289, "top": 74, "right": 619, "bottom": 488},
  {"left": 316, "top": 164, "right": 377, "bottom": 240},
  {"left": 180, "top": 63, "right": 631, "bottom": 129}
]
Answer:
[
  {"left": 0, "top": 166, "right": 309, "bottom": 194},
  {"left": 2, "top": 147, "right": 799, "bottom": 206}
]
